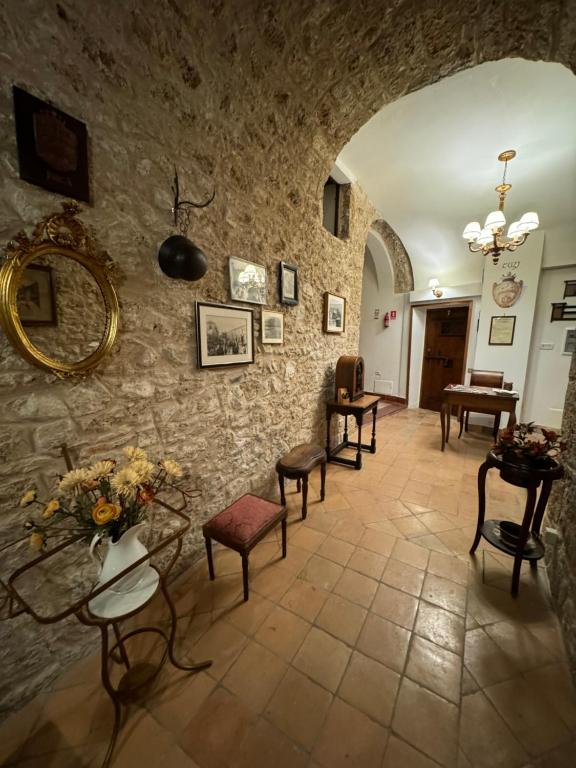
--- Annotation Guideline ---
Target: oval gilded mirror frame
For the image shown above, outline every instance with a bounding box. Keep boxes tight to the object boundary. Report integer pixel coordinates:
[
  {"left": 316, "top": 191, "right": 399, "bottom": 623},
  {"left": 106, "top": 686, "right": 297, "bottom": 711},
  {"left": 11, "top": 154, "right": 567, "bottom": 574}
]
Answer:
[{"left": 0, "top": 201, "right": 120, "bottom": 378}]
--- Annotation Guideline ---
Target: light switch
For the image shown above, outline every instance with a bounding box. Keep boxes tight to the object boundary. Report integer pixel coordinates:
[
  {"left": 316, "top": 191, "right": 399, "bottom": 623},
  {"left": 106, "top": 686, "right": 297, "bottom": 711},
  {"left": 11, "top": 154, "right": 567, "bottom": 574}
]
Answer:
[{"left": 540, "top": 342, "right": 554, "bottom": 350}]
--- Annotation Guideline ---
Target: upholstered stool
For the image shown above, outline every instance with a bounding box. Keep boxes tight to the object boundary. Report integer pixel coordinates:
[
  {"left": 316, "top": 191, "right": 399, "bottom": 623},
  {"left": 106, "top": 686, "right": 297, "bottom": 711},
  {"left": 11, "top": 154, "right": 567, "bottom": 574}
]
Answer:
[
  {"left": 276, "top": 443, "right": 327, "bottom": 520},
  {"left": 202, "top": 494, "right": 287, "bottom": 601}
]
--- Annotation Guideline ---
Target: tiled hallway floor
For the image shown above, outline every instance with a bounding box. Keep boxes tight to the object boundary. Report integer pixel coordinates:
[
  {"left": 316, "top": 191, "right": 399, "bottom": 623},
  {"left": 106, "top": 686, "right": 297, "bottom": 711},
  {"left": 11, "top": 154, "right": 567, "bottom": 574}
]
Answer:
[{"left": 2, "top": 409, "right": 575, "bottom": 767}]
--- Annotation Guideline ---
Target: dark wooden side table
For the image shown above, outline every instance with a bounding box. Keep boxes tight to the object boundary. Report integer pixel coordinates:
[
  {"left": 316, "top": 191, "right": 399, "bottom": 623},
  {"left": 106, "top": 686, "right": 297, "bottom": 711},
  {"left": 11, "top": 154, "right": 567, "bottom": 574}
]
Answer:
[
  {"left": 470, "top": 450, "right": 563, "bottom": 595},
  {"left": 440, "top": 385, "right": 518, "bottom": 451},
  {"left": 326, "top": 394, "right": 380, "bottom": 470}
]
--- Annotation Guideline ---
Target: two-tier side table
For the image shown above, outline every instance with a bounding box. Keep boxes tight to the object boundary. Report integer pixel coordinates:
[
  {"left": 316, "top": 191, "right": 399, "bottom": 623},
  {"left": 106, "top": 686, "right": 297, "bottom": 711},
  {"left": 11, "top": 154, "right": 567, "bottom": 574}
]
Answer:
[{"left": 326, "top": 394, "right": 380, "bottom": 470}]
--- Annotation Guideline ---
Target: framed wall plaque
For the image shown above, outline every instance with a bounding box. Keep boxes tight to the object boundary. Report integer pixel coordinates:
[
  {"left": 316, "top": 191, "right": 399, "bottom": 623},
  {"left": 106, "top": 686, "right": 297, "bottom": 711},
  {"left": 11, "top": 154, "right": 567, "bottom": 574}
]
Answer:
[
  {"left": 13, "top": 86, "right": 90, "bottom": 202},
  {"left": 323, "top": 292, "right": 346, "bottom": 334},
  {"left": 279, "top": 261, "right": 298, "bottom": 305},
  {"left": 489, "top": 315, "right": 516, "bottom": 346},
  {"left": 563, "top": 281, "right": 576, "bottom": 299}
]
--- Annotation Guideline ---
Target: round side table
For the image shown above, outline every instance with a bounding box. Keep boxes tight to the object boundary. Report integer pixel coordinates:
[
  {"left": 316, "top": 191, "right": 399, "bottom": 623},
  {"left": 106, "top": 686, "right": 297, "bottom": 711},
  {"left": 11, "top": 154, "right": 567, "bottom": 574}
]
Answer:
[{"left": 470, "top": 450, "right": 563, "bottom": 596}]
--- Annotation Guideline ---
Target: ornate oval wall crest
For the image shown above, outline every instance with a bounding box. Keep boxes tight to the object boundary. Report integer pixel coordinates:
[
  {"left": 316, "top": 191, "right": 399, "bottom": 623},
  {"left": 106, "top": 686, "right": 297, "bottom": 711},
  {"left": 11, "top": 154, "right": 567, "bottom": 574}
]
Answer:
[{"left": 493, "top": 272, "right": 523, "bottom": 308}]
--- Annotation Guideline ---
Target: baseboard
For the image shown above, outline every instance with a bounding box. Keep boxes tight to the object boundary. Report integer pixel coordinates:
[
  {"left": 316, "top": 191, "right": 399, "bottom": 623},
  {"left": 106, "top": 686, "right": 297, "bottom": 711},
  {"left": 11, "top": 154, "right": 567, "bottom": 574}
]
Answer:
[{"left": 364, "top": 392, "right": 407, "bottom": 405}]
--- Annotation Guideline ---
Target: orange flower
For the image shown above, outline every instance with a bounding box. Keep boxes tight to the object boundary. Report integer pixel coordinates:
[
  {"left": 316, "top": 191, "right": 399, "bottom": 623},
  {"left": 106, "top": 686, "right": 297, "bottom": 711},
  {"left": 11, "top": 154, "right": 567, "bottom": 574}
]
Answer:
[
  {"left": 138, "top": 484, "right": 155, "bottom": 504},
  {"left": 42, "top": 499, "right": 60, "bottom": 519},
  {"left": 92, "top": 501, "right": 121, "bottom": 525},
  {"left": 29, "top": 532, "right": 45, "bottom": 551}
]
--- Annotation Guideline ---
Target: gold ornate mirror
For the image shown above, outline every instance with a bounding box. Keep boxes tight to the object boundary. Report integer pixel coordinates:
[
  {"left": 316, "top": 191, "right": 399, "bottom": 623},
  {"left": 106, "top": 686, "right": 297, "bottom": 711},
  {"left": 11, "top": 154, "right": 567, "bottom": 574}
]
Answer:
[{"left": 0, "top": 202, "right": 119, "bottom": 377}]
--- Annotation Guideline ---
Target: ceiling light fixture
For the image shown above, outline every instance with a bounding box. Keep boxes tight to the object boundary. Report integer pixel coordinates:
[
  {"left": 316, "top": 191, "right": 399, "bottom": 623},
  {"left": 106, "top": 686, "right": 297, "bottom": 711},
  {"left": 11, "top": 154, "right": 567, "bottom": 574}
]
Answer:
[{"left": 462, "top": 150, "right": 539, "bottom": 266}]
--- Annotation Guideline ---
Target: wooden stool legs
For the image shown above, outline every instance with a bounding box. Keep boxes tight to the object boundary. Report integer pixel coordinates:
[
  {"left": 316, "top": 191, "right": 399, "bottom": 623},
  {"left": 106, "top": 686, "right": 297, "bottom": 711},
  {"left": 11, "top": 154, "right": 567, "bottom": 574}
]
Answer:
[
  {"left": 205, "top": 536, "right": 215, "bottom": 580},
  {"left": 277, "top": 461, "right": 327, "bottom": 521},
  {"left": 320, "top": 461, "right": 326, "bottom": 501}
]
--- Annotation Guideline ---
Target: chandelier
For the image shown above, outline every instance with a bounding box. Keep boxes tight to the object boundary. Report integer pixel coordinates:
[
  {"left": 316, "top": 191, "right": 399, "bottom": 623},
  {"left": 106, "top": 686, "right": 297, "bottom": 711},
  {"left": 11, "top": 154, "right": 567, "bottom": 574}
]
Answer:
[{"left": 462, "top": 150, "right": 539, "bottom": 265}]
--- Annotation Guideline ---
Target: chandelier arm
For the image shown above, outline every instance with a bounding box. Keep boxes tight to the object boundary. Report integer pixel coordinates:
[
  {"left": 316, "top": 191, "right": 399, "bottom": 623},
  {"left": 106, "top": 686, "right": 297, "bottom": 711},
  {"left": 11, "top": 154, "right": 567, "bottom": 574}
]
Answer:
[{"left": 467, "top": 242, "right": 484, "bottom": 253}]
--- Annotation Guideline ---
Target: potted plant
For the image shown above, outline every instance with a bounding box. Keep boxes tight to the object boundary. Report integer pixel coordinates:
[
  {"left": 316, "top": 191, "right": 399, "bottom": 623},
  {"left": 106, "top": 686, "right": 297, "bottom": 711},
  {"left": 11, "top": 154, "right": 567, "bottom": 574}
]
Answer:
[
  {"left": 19, "top": 446, "right": 184, "bottom": 593},
  {"left": 493, "top": 422, "right": 566, "bottom": 469}
]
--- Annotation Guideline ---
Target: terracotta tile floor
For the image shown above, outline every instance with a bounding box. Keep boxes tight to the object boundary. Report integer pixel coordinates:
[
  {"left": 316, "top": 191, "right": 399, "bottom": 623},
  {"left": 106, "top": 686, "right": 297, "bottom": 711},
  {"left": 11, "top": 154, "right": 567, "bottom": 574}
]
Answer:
[{"left": 2, "top": 408, "right": 576, "bottom": 767}]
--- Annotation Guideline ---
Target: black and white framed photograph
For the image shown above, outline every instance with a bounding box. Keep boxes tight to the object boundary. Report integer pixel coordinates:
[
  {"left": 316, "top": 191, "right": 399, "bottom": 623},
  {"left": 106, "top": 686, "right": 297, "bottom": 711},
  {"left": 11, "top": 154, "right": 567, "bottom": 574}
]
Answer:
[
  {"left": 229, "top": 256, "right": 267, "bottom": 305},
  {"left": 563, "top": 281, "right": 576, "bottom": 299},
  {"left": 196, "top": 301, "right": 255, "bottom": 368},
  {"left": 563, "top": 328, "right": 576, "bottom": 356},
  {"left": 279, "top": 261, "right": 298, "bottom": 305},
  {"left": 489, "top": 315, "right": 516, "bottom": 346},
  {"left": 17, "top": 264, "right": 57, "bottom": 326},
  {"left": 261, "top": 310, "right": 284, "bottom": 344},
  {"left": 323, "top": 292, "right": 346, "bottom": 334}
]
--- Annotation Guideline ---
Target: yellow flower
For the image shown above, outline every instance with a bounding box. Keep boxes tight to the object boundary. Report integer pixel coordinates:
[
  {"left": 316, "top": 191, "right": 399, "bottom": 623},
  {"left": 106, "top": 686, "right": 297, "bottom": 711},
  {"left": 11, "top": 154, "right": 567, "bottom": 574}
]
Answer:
[
  {"left": 92, "top": 501, "right": 121, "bottom": 525},
  {"left": 29, "top": 532, "right": 45, "bottom": 551},
  {"left": 19, "top": 490, "right": 37, "bottom": 507},
  {"left": 42, "top": 499, "right": 60, "bottom": 519},
  {"left": 130, "top": 459, "right": 155, "bottom": 483},
  {"left": 159, "top": 459, "right": 183, "bottom": 478},
  {"left": 58, "top": 468, "right": 91, "bottom": 496},
  {"left": 88, "top": 460, "right": 116, "bottom": 480},
  {"left": 124, "top": 446, "right": 148, "bottom": 463},
  {"left": 110, "top": 467, "right": 140, "bottom": 499}
]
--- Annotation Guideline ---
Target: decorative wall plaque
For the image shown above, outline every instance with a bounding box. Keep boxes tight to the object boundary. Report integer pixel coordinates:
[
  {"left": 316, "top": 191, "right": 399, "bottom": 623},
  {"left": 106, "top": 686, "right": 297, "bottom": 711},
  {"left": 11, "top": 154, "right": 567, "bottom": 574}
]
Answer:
[
  {"left": 489, "top": 315, "right": 516, "bottom": 346},
  {"left": 13, "top": 86, "right": 90, "bottom": 202},
  {"left": 492, "top": 272, "right": 523, "bottom": 308}
]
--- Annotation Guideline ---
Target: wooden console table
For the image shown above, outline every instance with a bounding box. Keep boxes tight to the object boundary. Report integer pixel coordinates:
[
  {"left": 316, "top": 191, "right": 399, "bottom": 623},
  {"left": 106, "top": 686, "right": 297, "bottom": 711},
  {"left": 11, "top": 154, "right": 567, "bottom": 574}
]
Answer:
[
  {"left": 470, "top": 450, "right": 563, "bottom": 595},
  {"left": 326, "top": 394, "right": 380, "bottom": 469},
  {"left": 440, "top": 385, "right": 518, "bottom": 451}
]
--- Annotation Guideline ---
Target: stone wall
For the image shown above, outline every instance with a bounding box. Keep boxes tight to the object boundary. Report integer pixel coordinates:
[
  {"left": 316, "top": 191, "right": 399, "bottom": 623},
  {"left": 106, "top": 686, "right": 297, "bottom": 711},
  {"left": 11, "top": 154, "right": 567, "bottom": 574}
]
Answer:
[{"left": 1, "top": 0, "right": 575, "bottom": 718}]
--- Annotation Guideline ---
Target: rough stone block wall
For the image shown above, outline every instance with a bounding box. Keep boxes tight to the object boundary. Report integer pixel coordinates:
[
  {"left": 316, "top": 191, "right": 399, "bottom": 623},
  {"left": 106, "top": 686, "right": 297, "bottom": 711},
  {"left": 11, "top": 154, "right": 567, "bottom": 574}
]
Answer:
[{"left": 0, "top": 0, "right": 575, "bottom": 719}]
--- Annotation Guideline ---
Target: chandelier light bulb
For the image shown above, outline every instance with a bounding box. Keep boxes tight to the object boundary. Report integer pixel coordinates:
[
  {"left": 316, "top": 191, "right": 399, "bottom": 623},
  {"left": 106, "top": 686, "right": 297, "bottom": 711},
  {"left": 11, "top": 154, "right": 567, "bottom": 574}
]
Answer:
[
  {"left": 519, "top": 211, "right": 539, "bottom": 231},
  {"left": 476, "top": 227, "right": 494, "bottom": 245},
  {"left": 507, "top": 221, "right": 522, "bottom": 239},
  {"left": 484, "top": 210, "right": 506, "bottom": 231}
]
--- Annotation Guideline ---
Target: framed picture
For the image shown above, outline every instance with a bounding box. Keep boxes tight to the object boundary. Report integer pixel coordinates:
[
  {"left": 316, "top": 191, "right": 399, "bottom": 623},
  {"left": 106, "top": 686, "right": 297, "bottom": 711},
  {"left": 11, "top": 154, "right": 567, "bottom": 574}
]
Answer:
[
  {"left": 17, "top": 264, "right": 57, "bottom": 326},
  {"left": 229, "top": 256, "right": 267, "bottom": 305},
  {"left": 489, "top": 315, "right": 516, "bottom": 346},
  {"left": 261, "top": 310, "right": 284, "bottom": 344},
  {"left": 13, "top": 86, "right": 89, "bottom": 202},
  {"left": 195, "top": 301, "right": 255, "bottom": 368},
  {"left": 563, "top": 328, "right": 576, "bottom": 356},
  {"left": 563, "top": 281, "right": 576, "bottom": 299},
  {"left": 323, "top": 292, "right": 346, "bottom": 333},
  {"left": 279, "top": 261, "right": 298, "bottom": 305}
]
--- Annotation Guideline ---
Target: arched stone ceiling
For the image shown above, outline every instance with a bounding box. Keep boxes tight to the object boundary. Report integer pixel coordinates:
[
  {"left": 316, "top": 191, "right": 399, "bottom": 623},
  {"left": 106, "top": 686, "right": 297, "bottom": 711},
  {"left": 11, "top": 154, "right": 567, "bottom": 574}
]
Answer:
[{"left": 370, "top": 220, "right": 414, "bottom": 293}]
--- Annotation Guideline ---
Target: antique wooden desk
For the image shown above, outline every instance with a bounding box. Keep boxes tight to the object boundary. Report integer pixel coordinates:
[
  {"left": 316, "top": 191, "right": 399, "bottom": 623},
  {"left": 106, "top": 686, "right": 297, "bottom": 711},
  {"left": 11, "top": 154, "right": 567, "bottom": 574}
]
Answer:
[
  {"left": 326, "top": 394, "right": 380, "bottom": 469},
  {"left": 440, "top": 385, "right": 518, "bottom": 451}
]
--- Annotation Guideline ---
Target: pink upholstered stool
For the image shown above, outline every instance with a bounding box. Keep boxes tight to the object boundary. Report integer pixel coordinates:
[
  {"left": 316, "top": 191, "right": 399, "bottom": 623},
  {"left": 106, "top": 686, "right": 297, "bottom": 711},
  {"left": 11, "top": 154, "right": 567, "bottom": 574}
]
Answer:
[{"left": 202, "top": 494, "right": 287, "bottom": 601}]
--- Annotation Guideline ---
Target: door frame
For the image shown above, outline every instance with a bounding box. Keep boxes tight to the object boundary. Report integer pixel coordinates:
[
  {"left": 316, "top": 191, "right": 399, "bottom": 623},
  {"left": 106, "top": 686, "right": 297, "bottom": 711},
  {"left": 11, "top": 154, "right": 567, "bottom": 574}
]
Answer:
[{"left": 406, "top": 299, "right": 473, "bottom": 409}]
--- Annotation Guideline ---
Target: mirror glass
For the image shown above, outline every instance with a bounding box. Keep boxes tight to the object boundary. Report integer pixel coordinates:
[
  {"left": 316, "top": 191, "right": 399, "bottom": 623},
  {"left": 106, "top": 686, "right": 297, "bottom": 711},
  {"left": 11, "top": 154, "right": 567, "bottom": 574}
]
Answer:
[{"left": 16, "top": 252, "right": 107, "bottom": 364}]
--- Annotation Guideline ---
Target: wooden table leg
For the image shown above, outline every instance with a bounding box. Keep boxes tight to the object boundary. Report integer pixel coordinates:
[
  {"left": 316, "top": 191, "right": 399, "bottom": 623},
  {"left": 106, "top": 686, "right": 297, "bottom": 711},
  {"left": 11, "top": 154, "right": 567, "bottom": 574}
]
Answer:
[
  {"left": 281, "top": 518, "right": 287, "bottom": 558},
  {"left": 278, "top": 472, "right": 286, "bottom": 506},
  {"left": 508, "top": 403, "right": 517, "bottom": 428},
  {"left": 512, "top": 485, "right": 538, "bottom": 596},
  {"left": 205, "top": 536, "right": 215, "bottom": 580},
  {"left": 343, "top": 415, "right": 349, "bottom": 444},
  {"left": 370, "top": 405, "right": 377, "bottom": 453},
  {"left": 301, "top": 475, "right": 308, "bottom": 520},
  {"left": 320, "top": 461, "right": 326, "bottom": 501},
  {"left": 355, "top": 415, "right": 363, "bottom": 469},
  {"left": 440, "top": 403, "right": 447, "bottom": 451},
  {"left": 446, "top": 405, "right": 451, "bottom": 443},
  {"left": 241, "top": 553, "right": 249, "bottom": 602},
  {"left": 326, "top": 409, "right": 332, "bottom": 456},
  {"left": 470, "top": 461, "right": 489, "bottom": 554}
]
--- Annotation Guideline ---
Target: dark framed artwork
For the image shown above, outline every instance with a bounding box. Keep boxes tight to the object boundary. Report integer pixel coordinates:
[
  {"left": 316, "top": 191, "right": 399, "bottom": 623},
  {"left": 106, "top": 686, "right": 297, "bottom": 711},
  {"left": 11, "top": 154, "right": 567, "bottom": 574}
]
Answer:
[
  {"left": 563, "top": 281, "right": 576, "bottom": 299},
  {"left": 551, "top": 303, "right": 576, "bottom": 322},
  {"left": 228, "top": 256, "right": 267, "bottom": 305},
  {"left": 17, "top": 264, "right": 57, "bottom": 326},
  {"left": 261, "top": 310, "right": 284, "bottom": 344},
  {"left": 196, "top": 301, "right": 255, "bottom": 368},
  {"left": 323, "top": 292, "right": 346, "bottom": 334},
  {"left": 13, "top": 86, "right": 90, "bottom": 202},
  {"left": 489, "top": 315, "right": 516, "bottom": 346},
  {"left": 279, "top": 261, "right": 299, "bottom": 305},
  {"left": 563, "top": 328, "right": 576, "bottom": 356}
]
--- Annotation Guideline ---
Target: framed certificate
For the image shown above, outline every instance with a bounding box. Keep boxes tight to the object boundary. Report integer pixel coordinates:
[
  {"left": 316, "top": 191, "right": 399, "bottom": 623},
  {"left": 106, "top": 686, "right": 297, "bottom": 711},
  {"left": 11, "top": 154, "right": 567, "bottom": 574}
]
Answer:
[{"left": 489, "top": 315, "right": 516, "bottom": 346}]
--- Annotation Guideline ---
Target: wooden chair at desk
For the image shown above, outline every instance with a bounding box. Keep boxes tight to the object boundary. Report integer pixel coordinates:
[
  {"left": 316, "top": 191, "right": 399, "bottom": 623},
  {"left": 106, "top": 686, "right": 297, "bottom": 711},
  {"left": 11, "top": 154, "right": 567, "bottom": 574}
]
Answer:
[{"left": 458, "top": 369, "right": 505, "bottom": 439}]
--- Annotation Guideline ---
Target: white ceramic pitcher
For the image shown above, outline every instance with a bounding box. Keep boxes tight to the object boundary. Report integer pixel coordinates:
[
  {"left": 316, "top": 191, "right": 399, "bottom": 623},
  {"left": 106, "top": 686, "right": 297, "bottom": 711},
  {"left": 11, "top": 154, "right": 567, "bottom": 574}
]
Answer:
[{"left": 90, "top": 522, "right": 148, "bottom": 594}]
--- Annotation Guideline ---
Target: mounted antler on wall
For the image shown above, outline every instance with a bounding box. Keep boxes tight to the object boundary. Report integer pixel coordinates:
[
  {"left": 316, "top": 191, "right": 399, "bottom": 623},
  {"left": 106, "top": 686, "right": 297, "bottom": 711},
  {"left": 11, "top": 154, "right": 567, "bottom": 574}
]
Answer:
[{"left": 157, "top": 168, "right": 216, "bottom": 282}]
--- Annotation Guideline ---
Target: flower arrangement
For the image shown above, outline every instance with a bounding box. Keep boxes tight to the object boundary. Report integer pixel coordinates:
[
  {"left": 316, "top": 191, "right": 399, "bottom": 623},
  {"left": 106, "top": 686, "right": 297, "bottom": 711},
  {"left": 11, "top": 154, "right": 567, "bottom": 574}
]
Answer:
[
  {"left": 19, "top": 446, "right": 184, "bottom": 551},
  {"left": 494, "top": 422, "right": 566, "bottom": 466}
]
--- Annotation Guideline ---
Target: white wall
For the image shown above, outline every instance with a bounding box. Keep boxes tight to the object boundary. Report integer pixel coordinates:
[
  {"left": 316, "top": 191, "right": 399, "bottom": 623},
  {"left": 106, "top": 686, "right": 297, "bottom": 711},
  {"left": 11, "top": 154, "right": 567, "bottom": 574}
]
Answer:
[
  {"left": 473, "top": 232, "right": 544, "bottom": 423},
  {"left": 523, "top": 264, "right": 576, "bottom": 427},
  {"left": 359, "top": 237, "right": 407, "bottom": 397}
]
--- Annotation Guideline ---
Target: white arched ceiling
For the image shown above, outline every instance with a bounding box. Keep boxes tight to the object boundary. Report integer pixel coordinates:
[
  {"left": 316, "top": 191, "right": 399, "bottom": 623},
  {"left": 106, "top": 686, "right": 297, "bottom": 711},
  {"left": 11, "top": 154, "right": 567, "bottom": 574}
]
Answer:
[{"left": 338, "top": 59, "right": 576, "bottom": 289}]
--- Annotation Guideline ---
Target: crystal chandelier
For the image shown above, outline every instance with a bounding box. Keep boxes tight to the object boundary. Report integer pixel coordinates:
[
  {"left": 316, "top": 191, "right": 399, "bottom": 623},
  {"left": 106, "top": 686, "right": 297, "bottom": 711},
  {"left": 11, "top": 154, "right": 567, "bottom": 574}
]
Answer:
[{"left": 462, "top": 150, "right": 539, "bottom": 265}]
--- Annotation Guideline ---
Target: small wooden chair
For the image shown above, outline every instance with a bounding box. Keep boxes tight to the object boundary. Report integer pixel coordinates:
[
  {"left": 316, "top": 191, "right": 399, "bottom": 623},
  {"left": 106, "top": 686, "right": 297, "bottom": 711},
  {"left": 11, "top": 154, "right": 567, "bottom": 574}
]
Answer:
[
  {"left": 276, "top": 443, "right": 327, "bottom": 520},
  {"left": 202, "top": 494, "right": 287, "bottom": 601},
  {"left": 459, "top": 369, "right": 505, "bottom": 439}
]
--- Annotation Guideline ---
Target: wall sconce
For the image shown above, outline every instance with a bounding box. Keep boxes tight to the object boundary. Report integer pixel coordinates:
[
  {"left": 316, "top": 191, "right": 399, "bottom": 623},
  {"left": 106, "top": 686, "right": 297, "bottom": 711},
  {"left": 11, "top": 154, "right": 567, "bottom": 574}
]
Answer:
[
  {"left": 429, "top": 278, "right": 443, "bottom": 298},
  {"left": 158, "top": 168, "right": 215, "bottom": 282}
]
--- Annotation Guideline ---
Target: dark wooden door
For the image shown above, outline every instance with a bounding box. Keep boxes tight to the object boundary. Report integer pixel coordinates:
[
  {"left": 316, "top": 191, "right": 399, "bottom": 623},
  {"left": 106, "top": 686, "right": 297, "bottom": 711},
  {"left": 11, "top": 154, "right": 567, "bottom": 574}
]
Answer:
[{"left": 419, "top": 306, "right": 470, "bottom": 412}]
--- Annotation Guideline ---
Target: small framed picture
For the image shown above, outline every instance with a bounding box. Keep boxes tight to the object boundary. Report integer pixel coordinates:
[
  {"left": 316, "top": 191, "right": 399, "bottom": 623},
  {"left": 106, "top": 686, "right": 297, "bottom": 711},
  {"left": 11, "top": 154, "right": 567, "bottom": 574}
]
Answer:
[
  {"left": 196, "top": 301, "right": 255, "bottom": 368},
  {"left": 563, "top": 328, "right": 576, "bottom": 356},
  {"left": 13, "top": 86, "right": 90, "bottom": 202},
  {"left": 17, "top": 264, "right": 57, "bottom": 326},
  {"left": 489, "top": 315, "right": 516, "bottom": 346},
  {"left": 261, "top": 310, "right": 284, "bottom": 344},
  {"left": 563, "top": 281, "right": 576, "bottom": 299},
  {"left": 323, "top": 292, "right": 346, "bottom": 334},
  {"left": 229, "top": 256, "right": 267, "bottom": 305},
  {"left": 279, "top": 262, "right": 298, "bottom": 305}
]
